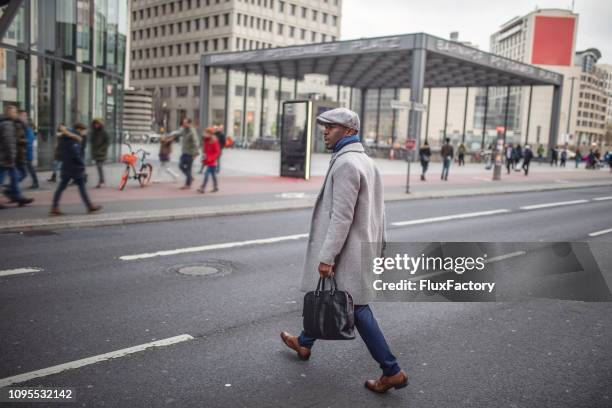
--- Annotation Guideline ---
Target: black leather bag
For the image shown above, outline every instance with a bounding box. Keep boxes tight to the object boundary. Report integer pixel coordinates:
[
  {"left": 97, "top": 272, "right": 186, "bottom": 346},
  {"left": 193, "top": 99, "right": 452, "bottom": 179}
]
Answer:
[{"left": 303, "top": 276, "right": 355, "bottom": 340}]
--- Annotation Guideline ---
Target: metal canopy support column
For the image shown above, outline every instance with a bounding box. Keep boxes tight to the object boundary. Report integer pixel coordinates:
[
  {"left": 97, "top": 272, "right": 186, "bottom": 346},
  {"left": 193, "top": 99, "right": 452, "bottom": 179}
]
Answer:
[
  {"left": 223, "top": 68, "right": 230, "bottom": 136},
  {"left": 566, "top": 77, "right": 576, "bottom": 134},
  {"left": 443, "top": 87, "right": 450, "bottom": 142},
  {"left": 359, "top": 89, "right": 367, "bottom": 141},
  {"left": 462, "top": 87, "right": 469, "bottom": 143},
  {"left": 549, "top": 84, "right": 563, "bottom": 154},
  {"left": 407, "top": 44, "right": 427, "bottom": 193},
  {"left": 481, "top": 87, "right": 489, "bottom": 148},
  {"left": 424, "top": 88, "right": 431, "bottom": 143},
  {"left": 241, "top": 70, "right": 248, "bottom": 144},
  {"left": 294, "top": 78, "right": 298, "bottom": 99},
  {"left": 276, "top": 75, "right": 282, "bottom": 138},
  {"left": 502, "top": 85, "right": 510, "bottom": 143},
  {"left": 0, "top": 0, "right": 24, "bottom": 40},
  {"left": 336, "top": 85, "right": 341, "bottom": 102},
  {"left": 198, "top": 64, "right": 211, "bottom": 136},
  {"left": 391, "top": 88, "right": 398, "bottom": 143},
  {"left": 259, "top": 74, "right": 266, "bottom": 139},
  {"left": 525, "top": 85, "right": 533, "bottom": 145},
  {"left": 349, "top": 88, "right": 353, "bottom": 110},
  {"left": 375, "top": 88, "right": 381, "bottom": 145}
]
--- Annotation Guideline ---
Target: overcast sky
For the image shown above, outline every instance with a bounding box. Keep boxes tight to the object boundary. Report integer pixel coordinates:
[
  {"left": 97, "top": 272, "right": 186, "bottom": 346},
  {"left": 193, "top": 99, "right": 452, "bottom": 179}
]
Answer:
[{"left": 341, "top": 0, "right": 612, "bottom": 64}]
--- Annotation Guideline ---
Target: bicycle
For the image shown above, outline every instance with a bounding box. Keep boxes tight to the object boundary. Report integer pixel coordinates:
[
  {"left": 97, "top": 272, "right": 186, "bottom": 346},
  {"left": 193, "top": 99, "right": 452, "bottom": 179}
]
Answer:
[{"left": 119, "top": 143, "right": 154, "bottom": 190}]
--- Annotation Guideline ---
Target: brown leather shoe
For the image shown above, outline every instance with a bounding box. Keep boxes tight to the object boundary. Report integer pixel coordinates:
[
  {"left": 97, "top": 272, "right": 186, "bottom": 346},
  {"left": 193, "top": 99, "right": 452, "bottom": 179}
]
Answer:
[
  {"left": 364, "top": 370, "right": 408, "bottom": 393},
  {"left": 88, "top": 204, "right": 103, "bottom": 214},
  {"left": 280, "top": 331, "right": 311, "bottom": 361},
  {"left": 49, "top": 207, "right": 64, "bottom": 216}
]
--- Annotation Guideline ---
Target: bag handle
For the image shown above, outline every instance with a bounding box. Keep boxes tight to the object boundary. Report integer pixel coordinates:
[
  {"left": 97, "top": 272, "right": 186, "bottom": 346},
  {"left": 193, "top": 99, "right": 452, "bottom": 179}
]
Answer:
[{"left": 315, "top": 275, "right": 338, "bottom": 296}]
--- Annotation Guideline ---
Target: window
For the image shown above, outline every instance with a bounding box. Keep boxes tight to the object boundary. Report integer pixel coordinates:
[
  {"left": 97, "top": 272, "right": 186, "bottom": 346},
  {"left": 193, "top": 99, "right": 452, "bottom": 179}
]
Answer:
[
  {"left": 311, "top": 31, "right": 316, "bottom": 42},
  {"left": 193, "top": 64, "right": 199, "bottom": 75},
  {"left": 177, "top": 22, "right": 182, "bottom": 34},
  {"left": 301, "top": 7, "right": 307, "bottom": 18},
  {"left": 289, "top": 26, "right": 295, "bottom": 37},
  {"left": 213, "top": 85, "right": 225, "bottom": 96},
  {"left": 248, "top": 87, "right": 257, "bottom": 97},
  {"left": 237, "top": 13, "right": 241, "bottom": 25},
  {"left": 204, "top": 17, "right": 209, "bottom": 29},
  {"left": 193, "top": 85, "right": 200, "bottom": 96},
  {"left": 322, "top": 13, "right": 327, "bottom": 23},
  {"left": 300, "top": 28, "right": 305, "bottom": 40},
  {"left": 161, "top": 47, "right": 165, "bottom": 57},
  {"left": 154, "top": 6, "right": 159, "bottom": 17},
  {"left": 195, "top": 19, "right": 200, "bottom": 30},
  {"left": 290, "top": 4, "right": 296, "bottom": 15},
  {"left": 235, "top": 85, "right": 244, "bottom": 96},
  {"left": 204, "top": 40, "right": 209, "bottom": 52},
  {"left": 154, "top": 27, "right": 158, "bottom": 37},
  {"left": 332, "top": 15, "right": 337, "bottom": 26},
  {"left": 186, "top": 43, "right": 190, "bottom": 54},
  {"left": 312, "top": 10, "right": 317, "bottom": 21},
  {"left": 177, "top": 44, "right": 182, "bottom": 55},
  {"left": 213, "top": 38, "right": 218, "bottom": 51},
  {"left": 194, "top": 42, "right": 199, "bottom": 53},
  {"left": 214, "top": 15, "right": 219, "bottom": 27},
  {"left": 236, "top": 37, "right": 241, "bottom": 49},
  {"left": 168, "top": 45, "right": 173, "bottom": 56},
  {"left": 279, "top": 1, "right": 285, "bottom": 12},
  {"left": 278, "top": 23, "right": 284, "bottom": 35},
  {"left": 177, "top": 86, "right": 188, "bottom": 97},
  {"left": 223, "top": 37, "right": 229, "bottom": 50},
  {"left": 224, "top": 13, "right": 230, "bottom": 25}
]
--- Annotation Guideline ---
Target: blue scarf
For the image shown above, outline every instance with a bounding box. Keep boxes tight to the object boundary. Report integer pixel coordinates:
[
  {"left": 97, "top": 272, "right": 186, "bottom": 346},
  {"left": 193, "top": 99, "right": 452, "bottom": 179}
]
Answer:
[{"left": 333, "top": 135, "right": 361, "bottom": 153}]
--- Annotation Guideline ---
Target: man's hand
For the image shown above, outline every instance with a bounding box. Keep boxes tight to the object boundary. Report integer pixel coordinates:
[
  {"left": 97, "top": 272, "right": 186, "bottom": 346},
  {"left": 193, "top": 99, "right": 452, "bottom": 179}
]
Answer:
[{"left": 318, "top": 262, "right": 333, "bottom": 278}]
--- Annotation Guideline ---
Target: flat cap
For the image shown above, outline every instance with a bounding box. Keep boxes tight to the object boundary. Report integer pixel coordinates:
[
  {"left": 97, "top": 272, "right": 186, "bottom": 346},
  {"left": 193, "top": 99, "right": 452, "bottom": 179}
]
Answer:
[{"left": 316, "top": 107, "right": 360, "bottom": 133}]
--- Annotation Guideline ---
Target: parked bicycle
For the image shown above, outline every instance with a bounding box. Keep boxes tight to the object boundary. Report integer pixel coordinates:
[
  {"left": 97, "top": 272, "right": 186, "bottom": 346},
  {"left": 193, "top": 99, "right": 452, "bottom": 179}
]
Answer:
[{"left": 119, "top": 143, "right": 153, "bottom": 190}]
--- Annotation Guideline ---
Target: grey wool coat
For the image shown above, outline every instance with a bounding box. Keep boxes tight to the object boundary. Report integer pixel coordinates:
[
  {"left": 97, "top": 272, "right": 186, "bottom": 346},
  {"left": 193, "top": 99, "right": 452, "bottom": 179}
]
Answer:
[{"left": 300, "top": 142, "right": 386, "bottom": 305}]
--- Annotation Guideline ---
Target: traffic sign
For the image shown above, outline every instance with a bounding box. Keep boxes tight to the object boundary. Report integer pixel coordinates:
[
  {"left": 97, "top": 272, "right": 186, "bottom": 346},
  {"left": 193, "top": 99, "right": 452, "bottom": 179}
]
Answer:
[{"left": 405, "top": 139, "right": 417, "bottom": 150}]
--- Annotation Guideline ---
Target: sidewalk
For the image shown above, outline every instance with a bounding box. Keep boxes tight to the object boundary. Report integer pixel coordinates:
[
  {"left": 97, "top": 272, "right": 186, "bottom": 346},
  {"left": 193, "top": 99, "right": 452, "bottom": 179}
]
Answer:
[{"left": 1, "top": 145, "right": 611, "bottom": 232}]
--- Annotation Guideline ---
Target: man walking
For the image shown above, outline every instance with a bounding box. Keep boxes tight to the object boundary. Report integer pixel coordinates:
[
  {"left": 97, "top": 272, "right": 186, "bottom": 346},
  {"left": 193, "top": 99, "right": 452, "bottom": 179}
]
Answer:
[
  {"left": 522, "top": 145, "right": 533, "bottom": 176},
  {"left": 0, "top": 105, "right": 34, "bottom": 207},
  {"left": 280, "top": 108, "right": 407, "bottom": 394},
  {"left": 440, "top": 137, "right": 453, "bottom": 181},
  {"left": 50, "top": 124, "right": 101, "bottom": 215},
  {"left": 90, "top": 119, "right": 109, "bottom": 188},
  {"left": 177, "top": 118, "right": 199, "bottom": 190},
  {"left": 18, "top": 110, "right": 39, "bottom": 189}
]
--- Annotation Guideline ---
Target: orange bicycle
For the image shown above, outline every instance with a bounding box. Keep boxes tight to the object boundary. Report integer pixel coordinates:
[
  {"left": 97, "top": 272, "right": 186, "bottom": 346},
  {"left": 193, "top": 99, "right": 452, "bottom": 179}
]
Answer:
[{"left": 119, "top": 143, "right": 153, "bottom": 190}]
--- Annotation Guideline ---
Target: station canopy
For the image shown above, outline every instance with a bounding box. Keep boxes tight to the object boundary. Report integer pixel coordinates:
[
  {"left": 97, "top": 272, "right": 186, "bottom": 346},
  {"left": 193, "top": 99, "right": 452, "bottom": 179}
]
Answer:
[{"left": 201, "top": 33, "right": 563, "bottom": 89}]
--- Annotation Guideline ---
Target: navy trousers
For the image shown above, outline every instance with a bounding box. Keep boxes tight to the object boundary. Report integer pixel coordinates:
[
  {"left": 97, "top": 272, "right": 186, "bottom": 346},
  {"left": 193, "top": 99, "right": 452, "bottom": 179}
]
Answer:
[{"left": 298, "top": 305, "right": 401, "bottom": 377}]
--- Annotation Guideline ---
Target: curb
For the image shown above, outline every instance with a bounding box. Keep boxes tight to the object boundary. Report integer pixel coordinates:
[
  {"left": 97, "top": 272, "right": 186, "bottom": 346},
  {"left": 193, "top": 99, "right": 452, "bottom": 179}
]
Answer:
[{"left": 1, "top": 181, "right": 611, "bottom": 233}]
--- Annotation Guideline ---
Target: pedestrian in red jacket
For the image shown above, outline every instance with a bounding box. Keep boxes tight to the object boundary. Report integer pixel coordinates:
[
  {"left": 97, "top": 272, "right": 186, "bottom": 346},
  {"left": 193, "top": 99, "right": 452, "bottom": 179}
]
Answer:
[{"left": 197, "top": 127, "right": 220, "bottom": 193}]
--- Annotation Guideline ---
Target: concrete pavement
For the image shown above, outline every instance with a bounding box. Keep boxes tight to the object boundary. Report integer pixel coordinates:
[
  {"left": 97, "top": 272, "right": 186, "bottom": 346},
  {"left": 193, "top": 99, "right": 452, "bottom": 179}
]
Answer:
[{"left": 1, "top": 146, "right": 610, "bottom": 232}]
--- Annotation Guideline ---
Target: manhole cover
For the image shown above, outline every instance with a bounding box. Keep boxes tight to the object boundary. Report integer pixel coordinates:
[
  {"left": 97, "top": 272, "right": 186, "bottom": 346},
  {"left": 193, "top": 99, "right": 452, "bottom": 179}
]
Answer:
[
  {"left": 177, "top": 265, "right": 220, "bottom": 276},
  {"left": 171, "top": 260, "right": 235, "bottom": 278}
]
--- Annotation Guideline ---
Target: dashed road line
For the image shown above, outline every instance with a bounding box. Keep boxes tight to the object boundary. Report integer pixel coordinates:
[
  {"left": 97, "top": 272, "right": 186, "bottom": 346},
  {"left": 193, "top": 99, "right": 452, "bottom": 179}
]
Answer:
[
  {"left": 0, "top": 267, "right": 42, "bottom": 278},
  {"left": 519, "top": 200, "right": 589, "bottom": 210},
  {"left": 120, "top": 233, "right": 309, "bottom": 261},
  {"left": 0, "top": 334, "right": 194, "bottom": 388},
  {"left": 391, "top": 209, "right": 510, "bottom": 227},
  {"left": 588, "top": 228, "right": 612, "bottom": 237}
]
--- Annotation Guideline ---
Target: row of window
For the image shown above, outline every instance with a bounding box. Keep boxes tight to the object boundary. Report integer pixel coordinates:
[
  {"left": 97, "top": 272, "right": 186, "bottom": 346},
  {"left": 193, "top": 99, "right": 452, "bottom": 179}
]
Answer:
[
  {"left": 132, "top": 64, "right": 201, "bottom": 80},
  {"left": 579, "top": 91, "right": 607, "bottom": 104},
  {"left": 132, "top": 14, "right": 231, "bottom": 41},
  {"left": 576, "top": 119, "right": 606, "bottom": 129},
  {"left": 133, "top": 37, "right": 230, "bottom": 60},
  {"left": 133, "top": 0, "right": 230, "bottom": 20},
  {"left": 133, "top": 0, "right": 339, "bottom": 22},
  {"left": 577, "top": 110, "right": 606, "bottom": 121}
]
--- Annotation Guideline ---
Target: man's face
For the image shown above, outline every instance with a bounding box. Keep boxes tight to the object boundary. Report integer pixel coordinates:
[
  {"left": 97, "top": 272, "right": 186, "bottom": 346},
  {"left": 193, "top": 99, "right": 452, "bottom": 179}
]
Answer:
[
  {"left": 18, "top": 112, "right": 27, "bottom": 122},
  {"left": 181, "top": 119, "right": 189, "bottom": 128},
  {"left": 5, "top": 107, "right": 17, "bottom": 119},
  {"left": 322, "top": 123, "right": 352, "bottom": 150}
]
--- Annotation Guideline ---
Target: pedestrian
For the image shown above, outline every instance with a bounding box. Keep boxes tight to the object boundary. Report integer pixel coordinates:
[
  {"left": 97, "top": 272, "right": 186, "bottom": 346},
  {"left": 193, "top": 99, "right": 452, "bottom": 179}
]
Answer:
[
  {"left": 50, "top": 123, "right": 102, "bottom": 215},
  {"left": 177, "top": 117, "right": 199, "bottom": 190},
  {"left": 514, "top": 143, "right": 522, "bottom": 170},
  {"left": 214, "top": 125, "right": 226, "bottom": 173},
  {"left": 440, "top": 137, "right": 453, "bottom": 181},
  {"left": 560, "top": 148, "right": 567, "bottom": 167},
  {"left": 197, "top": 127, "right": 220, "bottom": 193},
  {"left": 522, "top": 145, "right": 533, "bottom": 175},
  {"left": 17, "top": 110, "right": 39, "bottom": 189},
  {"left": 537, "top": 144, "right": 545, "bottom": 164},
  {"left": 47, "top": 135, "right": 62, "bottom": 183},
  {"left": 587, "top": 149, "right": 596, "bottom": 169},
  {"left": 418, "top": 141, "right": 431, "bottom": 181},
  {"left": 575, "top": 147, "right": 582, "bottom": 169},
  {"left": 550, "top": 146, "right": 558, "bottom": 166},
  {"left": 90, "top": 119, "right": 109, "bottom": 188},
  {"left": 505, "top": 143, "right": 514, "bottom": 174},
  {"left": 154, "top": 128, "right": 178, "bottom": 182},
  {"left": 0, "top": 105, "right": 34, "bottom": 207},
  {"left": 280, "top": 107, "right": 407, "bottom": 394},
  {"left": 457, "top": 143, "right": 466, "bottom": 166}
]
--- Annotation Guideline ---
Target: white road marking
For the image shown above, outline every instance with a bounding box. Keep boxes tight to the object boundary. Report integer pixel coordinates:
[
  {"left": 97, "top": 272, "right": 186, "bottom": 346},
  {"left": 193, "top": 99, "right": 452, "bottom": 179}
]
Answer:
[
  {"left": 391, "top": 209, "right": 510, "bottom": 227},
  {"left": 519, "top": 200, "right": 588, "bottom": 210},
  {"left": 593, "top": 196, "right": 612, "bottom": 201},
  {"left": 0, "top": 267, "right": 42, "bottom": 277},
  {"left": 0, "top": 334, "right": 194, "bottom": 388},
  {"left": 588, "top": 228, "right": 612, "bottom": 237},
  {"left": 120, "top": 233, "right": 309, "bottom": 261}
]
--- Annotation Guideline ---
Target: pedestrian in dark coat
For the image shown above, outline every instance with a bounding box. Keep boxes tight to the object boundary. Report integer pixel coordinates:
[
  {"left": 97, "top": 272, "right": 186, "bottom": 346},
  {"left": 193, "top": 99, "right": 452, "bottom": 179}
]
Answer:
[
  {"left": 0, "top": 105, "right": 33, "bottom": 206},
  {"left": 522, "top": 145, "right": 534, "bottom": 175},
  {"left": 90, "top": 119, "right": 109, "bottom": 188},
  {"left": 419, "top": 141, "right": 431, "bottom": 180},
  {"left": 50, "top": 123, "right": 101, "bottom": 216}
]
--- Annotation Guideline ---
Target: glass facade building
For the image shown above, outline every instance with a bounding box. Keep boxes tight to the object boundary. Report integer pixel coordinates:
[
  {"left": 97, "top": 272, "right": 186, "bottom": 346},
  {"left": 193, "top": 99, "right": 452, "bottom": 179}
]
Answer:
[{"left": 0, "top": 0, "right": 127, "bottom": 168}]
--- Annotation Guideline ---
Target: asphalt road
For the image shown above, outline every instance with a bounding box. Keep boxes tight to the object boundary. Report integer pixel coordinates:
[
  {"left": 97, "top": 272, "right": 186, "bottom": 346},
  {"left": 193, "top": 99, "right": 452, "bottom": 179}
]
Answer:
[{"left": 0, "top": 187, "right": 611, "bottom": 407}]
